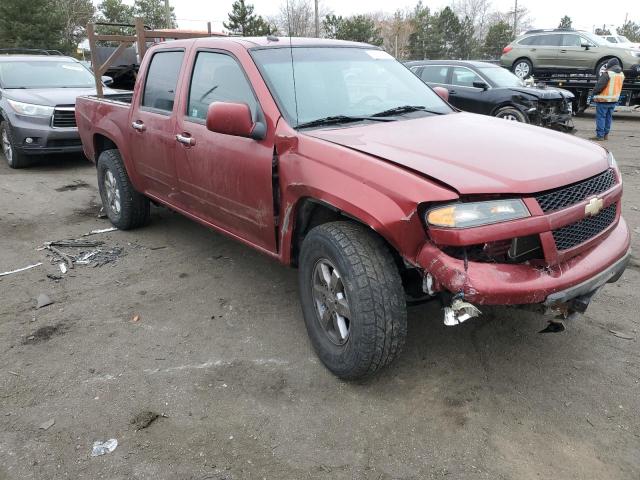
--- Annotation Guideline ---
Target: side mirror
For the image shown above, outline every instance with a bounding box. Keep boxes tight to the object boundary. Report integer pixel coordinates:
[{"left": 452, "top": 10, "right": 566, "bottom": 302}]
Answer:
[
  {"left": 433, "top": 86, "right": 449, "bottom": 102},
  {"left": 101, "top": 75, "right": 114, "bottom": 86},
  {"left": 473, "top": 80, "right": 489, "bottom": 90},
  {"left": 206, "top": 102, "right": 266, "bottom": 140},
  {"left": 581, "top": 42, "right": 590, "bottom": 50}
]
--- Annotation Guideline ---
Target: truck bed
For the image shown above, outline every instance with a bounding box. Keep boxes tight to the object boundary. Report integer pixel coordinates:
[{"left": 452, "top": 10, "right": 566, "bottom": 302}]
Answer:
[{"left": 75, "top": 92, "right": 133, "bottom": 163}]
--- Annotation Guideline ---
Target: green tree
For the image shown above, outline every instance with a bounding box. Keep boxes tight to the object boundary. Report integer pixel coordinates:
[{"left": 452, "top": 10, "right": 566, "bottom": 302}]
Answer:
[
  {"left": 98, "top": 0, "right": 134, "bottom": 23},
  {"left": 618, "top": 21, "right": 640, "bottom": 42},
  {"left": 455, "top": 16, "right": 476, "bottom": 59},
  {"left": 58, "top": 0, "right": 95, "bottom": 52},
  {"left": 407, "top": 1, "right": 430, "bottom": 59},
  {"left": 224, "top": 0, "right": 275, "bottom": 36},
  {"left": 483, "top": 20, "right": 513, "bottom": 59},
  {"left": 558, "top": 15, "right": 572, "bottom": 29},
  {"left": 134, "top": 0, "right": 176, "bottom": 29},
  {"left": 322, "top": 14, "right": 343, "bottom": 39},
  {"left": 342, "top": 15, "right": 383, "bottom": 45},
  {"left": 594, "top": 26, "right": 611, "bottom": 36},
  {"left": 0, "top": 0, "right": 72, "bottom": 52},
  {"left": 434, "top": 7, "right": 462, "bottom": 58}
]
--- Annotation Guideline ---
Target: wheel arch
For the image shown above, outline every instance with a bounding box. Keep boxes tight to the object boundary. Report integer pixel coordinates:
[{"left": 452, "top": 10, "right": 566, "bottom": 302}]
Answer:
[{"left": 595, "top": 55, "right": 622, "bottom": 72}]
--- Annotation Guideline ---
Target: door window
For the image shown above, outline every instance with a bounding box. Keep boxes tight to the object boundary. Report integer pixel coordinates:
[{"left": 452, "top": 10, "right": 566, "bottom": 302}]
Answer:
[
  {"left": 561, "top": 34, "right": 582, "bottom": 47},
  {"left": 537, "top": 34, "right": 562, "bottom": 46},
  {"left": 141, "top": 50, "right": 184, "bottom": 112},
  {"left": 187, "top": 51, "right": 257, "bottom": 121},
  {"left": 450, "top": 67, "right": 483, "bottom": 87},
  {"left": 420, "top": 65, "right": 448, "bottom": 84}
]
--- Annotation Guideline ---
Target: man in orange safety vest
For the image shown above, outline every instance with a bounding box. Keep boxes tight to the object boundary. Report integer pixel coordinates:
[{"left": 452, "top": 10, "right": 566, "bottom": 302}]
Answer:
[{"left": 590, "top": 58, "right": 624, "bottom": 141}]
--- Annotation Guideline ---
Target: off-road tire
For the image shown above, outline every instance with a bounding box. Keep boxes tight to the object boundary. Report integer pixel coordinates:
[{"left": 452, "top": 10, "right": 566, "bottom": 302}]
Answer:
[
  {"left": 495, "top": 106, "right": 528, "bottom": 122},
  {"left": 298, "top": 221, "right": 407, "bottom": 380},
  {"left": 1, "top": 120, "right": 29, "bottom": 169},
  {"left": 97, "top": 149, "right": 149, "bottom": 230},
  {"left": 512, "top": 58, "right": 533, "bottom": 79}
]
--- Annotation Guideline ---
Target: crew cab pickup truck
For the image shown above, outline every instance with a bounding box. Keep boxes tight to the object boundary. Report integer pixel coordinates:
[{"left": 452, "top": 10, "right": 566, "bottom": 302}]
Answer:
[{"left": 76, "top": 37, "right": 630, "bottom": 379}]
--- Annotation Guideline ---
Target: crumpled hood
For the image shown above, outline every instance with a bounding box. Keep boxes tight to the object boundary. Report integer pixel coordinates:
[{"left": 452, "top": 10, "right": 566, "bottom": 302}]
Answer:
[
  {"left": 3, "top": 87, "right": 114, "bottom": 107},
  {"left": 508, "top": 86, "right": 574, "bottom": 100},
  {"left": 306, "top": 112, "right": 609, "bottom": 195}
]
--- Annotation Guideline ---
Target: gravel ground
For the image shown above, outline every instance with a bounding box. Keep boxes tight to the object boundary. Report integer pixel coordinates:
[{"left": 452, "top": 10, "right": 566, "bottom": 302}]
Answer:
[{"left": 0, "top": 113, "right": 639, "bottom": 480}]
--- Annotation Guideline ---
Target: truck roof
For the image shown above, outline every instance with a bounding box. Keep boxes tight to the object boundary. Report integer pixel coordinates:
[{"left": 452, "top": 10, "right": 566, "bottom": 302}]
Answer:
[{"left": 155, "top": 36, "right": 375, "bottom": 51}]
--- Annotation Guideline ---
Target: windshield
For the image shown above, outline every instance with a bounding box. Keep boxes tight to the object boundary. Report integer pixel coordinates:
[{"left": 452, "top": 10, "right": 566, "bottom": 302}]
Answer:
[
  {"left": 479, "top": 67, "right": 524, "bottom": 87},
  {"left": 0, "top": 60, "right": 95, "bottom": 88},
  {"left": 251, "top": 47, "right": 452, "bottom": 127}
]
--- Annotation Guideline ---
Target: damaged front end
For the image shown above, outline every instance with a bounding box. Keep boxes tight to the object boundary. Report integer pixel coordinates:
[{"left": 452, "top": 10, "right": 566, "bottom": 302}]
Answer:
[
  {"left": 411, "top": 167, "right": 629, "bottom": 329},
  {"left": 512, "top": 89, "right": 575, "bottom": 131}
]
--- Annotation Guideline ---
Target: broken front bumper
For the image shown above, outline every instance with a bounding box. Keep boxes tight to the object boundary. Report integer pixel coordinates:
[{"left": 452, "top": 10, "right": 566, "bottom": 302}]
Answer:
[{"left": 416, "top": 217, "right": 630, "bottom": 306}]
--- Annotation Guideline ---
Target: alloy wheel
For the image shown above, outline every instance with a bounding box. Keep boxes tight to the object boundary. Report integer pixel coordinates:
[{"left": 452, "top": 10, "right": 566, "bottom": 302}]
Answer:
[
  {"left": 501, "top": 114, "right": 519, "bottom": 121},
  {"left": 103, "top": 169, "right": 121, "bottom": 216},
  {"left": 514, "top": 62, "right": 530, "bottom": 79},
  {"left": 312, "top": 259, "right": 352, "bottom": 346}
]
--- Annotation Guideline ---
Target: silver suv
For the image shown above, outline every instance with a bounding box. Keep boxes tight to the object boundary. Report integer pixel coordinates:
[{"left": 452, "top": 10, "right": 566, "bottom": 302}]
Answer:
[
  {"left": 501, "top": 29, "right": 640, "bottom": 79},
  {"left": 0, "top": 50, "right": 114, "bottom": 168}
]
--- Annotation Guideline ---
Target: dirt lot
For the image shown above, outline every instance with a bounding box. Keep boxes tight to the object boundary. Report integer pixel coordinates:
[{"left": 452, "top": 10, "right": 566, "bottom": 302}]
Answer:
[{"left": 1, "top": 113, "right": 639, "bottom": 480}]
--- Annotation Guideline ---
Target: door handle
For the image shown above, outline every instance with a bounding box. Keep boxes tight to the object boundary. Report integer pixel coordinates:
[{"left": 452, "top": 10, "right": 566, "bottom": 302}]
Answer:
[
  {"left": 448, "top": 90, "right": 457, "bottom": 95},
  {"left": 176, "top": 133, "right": 195, "bottom": 146},
  {"left": 131, "top": 120, "right": 146, "bottom": 132},
  {"left": 560, "top": 49, "right": 567, "bottom": 53}
]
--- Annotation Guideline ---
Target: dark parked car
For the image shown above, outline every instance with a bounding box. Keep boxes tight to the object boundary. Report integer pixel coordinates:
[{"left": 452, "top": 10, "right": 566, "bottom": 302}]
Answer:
[
  {"left": 0, "top": 51, "right": 114, "bottom": 168},
  {"left": 406, "top": 60, "right": 574, "bottom": 130}
]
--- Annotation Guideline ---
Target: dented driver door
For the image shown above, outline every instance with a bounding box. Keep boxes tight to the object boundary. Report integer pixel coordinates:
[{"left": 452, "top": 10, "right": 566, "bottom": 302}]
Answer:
[{"left": 173, "top": 49, "right": 277, "bottom": 253}]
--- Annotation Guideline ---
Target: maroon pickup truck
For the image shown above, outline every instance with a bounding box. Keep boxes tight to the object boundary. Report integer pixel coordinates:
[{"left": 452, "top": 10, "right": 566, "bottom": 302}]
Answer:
[{"left": 76, "top": 37, "right": 630, "bottom": 379}]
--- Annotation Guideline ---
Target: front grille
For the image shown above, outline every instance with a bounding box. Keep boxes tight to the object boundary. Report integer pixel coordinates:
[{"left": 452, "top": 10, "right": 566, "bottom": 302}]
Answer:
[
  {"left": 52, "top": 108, "right": 76, "bottom": 128},
  {"left": 552, "top": 203, "right": 617, "bottom": 251},
  {"left": 535, "top": 169, "right": 616, "bottom": 213}
]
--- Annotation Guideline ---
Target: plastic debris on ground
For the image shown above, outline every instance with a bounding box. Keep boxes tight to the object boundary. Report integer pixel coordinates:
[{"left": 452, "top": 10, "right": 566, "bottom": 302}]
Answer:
[
  {"left": 40, "top": 235, "right": 124, "bottom": 271},
  {"left": 91, "top": 438, "right": 118, "bottom": 457},
  {"left": 36, "top": 293, "right": 54, "bottom": 309},
  {"left": 609, "top": 329, "right": 635, "bottom": 340},
  {"left": 39, "top": 419, "right": 55, "bottom": 430},
  {"left": 0, "top": 263, "right": 42, "bottom": 277},
  {"left": 83, "top": 227, "right": 118, "bottom": 236}
]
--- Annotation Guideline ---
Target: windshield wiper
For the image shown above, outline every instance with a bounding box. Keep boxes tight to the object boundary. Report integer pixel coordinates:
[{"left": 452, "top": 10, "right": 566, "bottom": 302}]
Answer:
[
  {"left": 370, "top": 105, "right": 444, "bottom": 117},
  {"left": 295, "top": 115, "right": 391, "bottom": 129}
]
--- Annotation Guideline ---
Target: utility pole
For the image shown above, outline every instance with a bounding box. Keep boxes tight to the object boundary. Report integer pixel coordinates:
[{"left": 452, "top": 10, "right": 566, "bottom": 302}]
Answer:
[
  {"left": 164, "top": 0, "right": 172, "bottom": 29},
  {"left": 314, "top": 0, "right": 320, "bottom": 37},
  {"left": 512, "top": 0, "right": 518, "bottom": 37}
]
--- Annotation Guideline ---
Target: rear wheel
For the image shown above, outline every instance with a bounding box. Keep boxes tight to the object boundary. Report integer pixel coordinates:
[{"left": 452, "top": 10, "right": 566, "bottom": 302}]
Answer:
[
  {"left": 495, "top": 106, "right": 528, "bottom": 122},
  {"left": 97, "top": 149, "right": 150, "bottom": 230},
  {"left": 298, "top": 221, "right": 407, "bottom": 380},
  {"left": 512, "top": 58, "right": 533, "bottom": 79},
  {"left": 1, "top": 121, "right": 29, "bottom": 169}
]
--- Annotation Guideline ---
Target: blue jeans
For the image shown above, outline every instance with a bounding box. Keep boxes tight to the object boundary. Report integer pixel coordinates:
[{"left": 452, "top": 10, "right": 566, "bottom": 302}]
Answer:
[{"left": 595, "top": 102, "right": 616, "bottom": 138}]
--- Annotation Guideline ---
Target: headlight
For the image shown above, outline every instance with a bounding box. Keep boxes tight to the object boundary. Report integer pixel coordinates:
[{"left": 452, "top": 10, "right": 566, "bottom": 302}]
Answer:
[
  {"left": 426, "top": 199, "right": 530, "bottom": 228},
  {"left": 607, "top": 151, "right": 617, "bottom": 169},
  {"left": 6, "top": 99, "right": 54, "bottom": 117},
  {"left": 628, "top": 50, "right": 640, "bottom": 58}
]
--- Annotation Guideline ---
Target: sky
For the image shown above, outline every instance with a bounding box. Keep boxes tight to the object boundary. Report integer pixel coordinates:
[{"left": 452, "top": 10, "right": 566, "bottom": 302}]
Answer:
[{"left": 169, "top": 0, "right": 639, "bottom": 34}]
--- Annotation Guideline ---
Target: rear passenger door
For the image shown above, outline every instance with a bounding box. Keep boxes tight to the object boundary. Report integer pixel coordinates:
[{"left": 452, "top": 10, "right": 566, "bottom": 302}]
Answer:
[
  {"left": 173, "top": 50, "right": 277, "bottom": 252},
  {"left": 530, "top": 34, "right": 561, "bottom": 69},
  {"left": 129, "top": 49, "right": 185, "bottom": 199}
]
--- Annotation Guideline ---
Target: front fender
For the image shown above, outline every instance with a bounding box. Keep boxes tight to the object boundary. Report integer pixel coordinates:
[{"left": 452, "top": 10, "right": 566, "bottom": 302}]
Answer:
[{"left": 276, "top": 127, "right": 459, "bottom": 265}]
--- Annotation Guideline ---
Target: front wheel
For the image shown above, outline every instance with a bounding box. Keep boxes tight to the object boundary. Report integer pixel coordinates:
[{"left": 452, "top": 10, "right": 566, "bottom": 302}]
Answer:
[
  {"left": 298, "top": 222, "right": 407, "bottom": 380},
  {"left": 97, "top": 149, "right": 150, "bottom": 230},
  {"left": 494, "top": 106, "right": 528, "bottom": 122},
  {"left": 1, "top": 121, "right": 29, "bottom": 168}
]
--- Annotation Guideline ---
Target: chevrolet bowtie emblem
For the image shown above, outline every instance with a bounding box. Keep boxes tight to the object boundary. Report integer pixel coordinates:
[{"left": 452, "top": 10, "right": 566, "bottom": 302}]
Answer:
[{"left": 585, "top": 197, "right": 604, "bottom": 217}]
